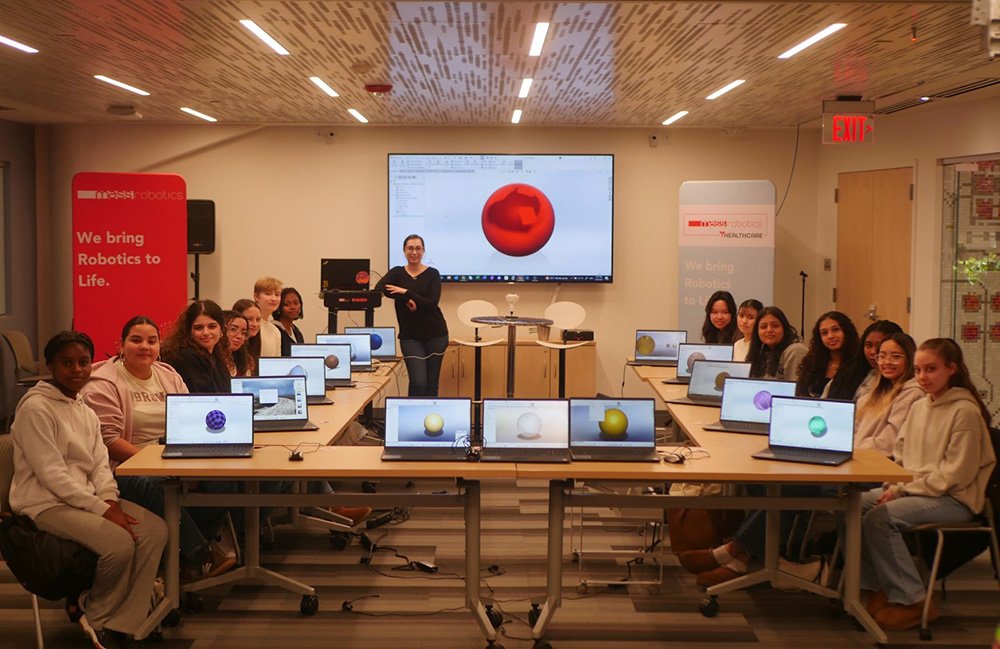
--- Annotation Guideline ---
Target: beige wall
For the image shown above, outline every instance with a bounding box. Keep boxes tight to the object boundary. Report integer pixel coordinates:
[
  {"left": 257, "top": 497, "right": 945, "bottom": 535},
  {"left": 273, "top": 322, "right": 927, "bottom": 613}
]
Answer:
[
  {"left": 47, "top": 123, "right": 823, "bottom": 396},
  {"left": 813, "top": 95, "right": 1000, "bottom": 345}
]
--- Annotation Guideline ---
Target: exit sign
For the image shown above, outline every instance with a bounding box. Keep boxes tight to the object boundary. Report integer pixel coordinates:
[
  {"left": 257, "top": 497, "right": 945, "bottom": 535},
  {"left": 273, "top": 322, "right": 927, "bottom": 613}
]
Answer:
[{"left": 823, "top": 113, "right": 875, "bottom": 144}]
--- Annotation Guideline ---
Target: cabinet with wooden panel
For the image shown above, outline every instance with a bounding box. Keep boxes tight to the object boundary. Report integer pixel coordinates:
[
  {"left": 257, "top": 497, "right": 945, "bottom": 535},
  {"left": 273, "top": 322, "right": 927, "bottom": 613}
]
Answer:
[{"left": 440, "top": 341, "right": 596, "bottom": 399}]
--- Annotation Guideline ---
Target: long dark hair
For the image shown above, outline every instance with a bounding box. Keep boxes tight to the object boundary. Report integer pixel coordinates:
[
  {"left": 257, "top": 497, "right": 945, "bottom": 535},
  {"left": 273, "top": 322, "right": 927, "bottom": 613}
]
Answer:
[
  {"left": 701, "top": 291, "right": 739, "bottom": 344},
  {"left": 858, "top": 320, "right": 904, "bottom": 369},
  {"left": 161, "top": 300, "right": 232, "bottom": 372},
  {"left": 918, "top": 338, "right": 992, "bottom": 425},
  {"left": 796, "top": 311, "right": 864, "bottom": 399},
  {"left": 223, "top": 310, "right": 255, "bottom": 377},
  {"left": 232, "top": 298, "right": 262, "bottom": 364},
  {"left": 747, "top": 306, "right": 799, "bottom": 378}
]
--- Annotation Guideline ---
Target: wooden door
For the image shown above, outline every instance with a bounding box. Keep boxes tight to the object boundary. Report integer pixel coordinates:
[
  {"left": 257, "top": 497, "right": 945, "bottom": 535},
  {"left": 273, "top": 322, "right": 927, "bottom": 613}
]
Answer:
[{"left": 836, "top": 167, "right": 912, "bottom": 329}]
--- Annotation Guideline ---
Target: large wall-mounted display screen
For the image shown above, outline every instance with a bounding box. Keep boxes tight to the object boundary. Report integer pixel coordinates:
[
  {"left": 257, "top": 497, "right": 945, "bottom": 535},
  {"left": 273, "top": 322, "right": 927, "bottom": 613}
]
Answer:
[{"left": 387, "top": 154, "right": 613, "bottom": 283}]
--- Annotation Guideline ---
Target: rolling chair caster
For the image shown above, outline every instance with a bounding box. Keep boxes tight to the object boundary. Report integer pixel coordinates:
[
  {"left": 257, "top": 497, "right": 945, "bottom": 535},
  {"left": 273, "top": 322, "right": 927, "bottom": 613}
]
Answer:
[
  {"left": 528, "top": 602, "right": 541, "bottom": 626},
  {"left": 699, "top": 595, "right": 719, "bottom": 617},
  {"left": 161, "top": 609, "right": 181, "bottom": 628},
  {"left": 484, "top": 603, "right": 503, "bottom": 628},
  {"left": 300, "top": 594, "right": 319, "bottom": 615},
  {"left": 329, "top": 531, "right": 351, "bottom": 550}
]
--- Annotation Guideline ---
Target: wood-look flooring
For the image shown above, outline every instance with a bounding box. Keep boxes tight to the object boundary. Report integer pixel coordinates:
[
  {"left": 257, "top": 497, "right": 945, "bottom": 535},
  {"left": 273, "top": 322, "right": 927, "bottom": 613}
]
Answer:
[{"left": 2, "top": 479, "right": 997, "bottom": 649}]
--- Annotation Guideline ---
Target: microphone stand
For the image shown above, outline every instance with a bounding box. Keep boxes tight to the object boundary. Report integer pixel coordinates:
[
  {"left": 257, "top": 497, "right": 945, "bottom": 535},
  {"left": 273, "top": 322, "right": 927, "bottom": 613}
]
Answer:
[{"left": 799, "top": 271, "right": 808, "bottom": 334}]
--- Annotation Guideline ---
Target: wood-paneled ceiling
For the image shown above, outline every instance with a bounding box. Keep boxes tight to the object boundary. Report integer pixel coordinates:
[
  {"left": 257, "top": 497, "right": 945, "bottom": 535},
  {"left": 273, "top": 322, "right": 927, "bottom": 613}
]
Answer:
[{"left": 0, "top": 0, "right": 997, "bottom": 127}]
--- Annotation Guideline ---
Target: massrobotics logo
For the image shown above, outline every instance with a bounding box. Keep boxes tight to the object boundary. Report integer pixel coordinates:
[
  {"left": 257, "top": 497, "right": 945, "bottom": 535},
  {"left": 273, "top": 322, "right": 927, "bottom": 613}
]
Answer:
[
  {"left": 76, "top": 189, "right": 184, "bottom": 200},
  {"left": 686, "top": 215, "right": 767, "bottom": 240}
]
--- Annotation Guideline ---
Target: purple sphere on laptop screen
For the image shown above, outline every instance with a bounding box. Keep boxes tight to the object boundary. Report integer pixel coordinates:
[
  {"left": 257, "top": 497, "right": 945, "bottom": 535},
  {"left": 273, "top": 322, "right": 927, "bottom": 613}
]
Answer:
[
  {"left": 205, "top": 409, "right": 227, "bottom": 432},
  {"left": 753, "top": 390, "right": 773, "bottom": 411}
]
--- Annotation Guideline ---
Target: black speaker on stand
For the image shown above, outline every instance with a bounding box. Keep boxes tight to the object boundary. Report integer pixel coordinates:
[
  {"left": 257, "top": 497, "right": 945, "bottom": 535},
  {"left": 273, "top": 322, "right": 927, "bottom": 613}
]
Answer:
[{"left": 187, "top": 200, "right": 215, "bottom": 300}]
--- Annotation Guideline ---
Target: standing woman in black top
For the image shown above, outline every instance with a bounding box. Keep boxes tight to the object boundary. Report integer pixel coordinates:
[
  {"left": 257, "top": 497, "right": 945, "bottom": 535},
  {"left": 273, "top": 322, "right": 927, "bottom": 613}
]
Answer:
[
  {"left": 377, "top": 234, "right": 449, "bottom": 396},
  {"left": 161, "top": 300, "right": 233, "bottom": 393}
]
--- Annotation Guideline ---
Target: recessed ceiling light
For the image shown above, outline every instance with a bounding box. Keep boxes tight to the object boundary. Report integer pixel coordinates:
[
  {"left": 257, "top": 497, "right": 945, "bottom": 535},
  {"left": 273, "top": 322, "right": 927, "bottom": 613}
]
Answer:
[
  {"left": 309, "top": 76, "right": 339, "bottom": 97},
  {"left": 239, "top": 19, "right": 290, "bottom": 55},
  {"left": 706, "top": 79, "right": 746, "bottom": 100},
  {"left": 0, "top": 34, "right": 38, "bottom": 53},
  {"left": 777, "top": 23, "right": 847, "bottom": 59},
  {"left": 347, "top": 108, "right": 368, "bottom": 123},
  {"left": 920, "top": 96, "right": 931, "bottom": 101},
  {"left": 529, "top": 23, "right": 549, "bottom": 56},
  {"left": 94, "top": 75, "right": 150, "bottom": 96},
  {"left": 662, "top": 110, "right": 689, "bottom": 126},
  {"left": 180, "top": 107, "right": 217, "bottom": 122},
  {"left": 518, "top": 78, "right": 533, "bottom": 98},
  {"left": 511, "top": 109, "right": 523, "bottom": 124}
]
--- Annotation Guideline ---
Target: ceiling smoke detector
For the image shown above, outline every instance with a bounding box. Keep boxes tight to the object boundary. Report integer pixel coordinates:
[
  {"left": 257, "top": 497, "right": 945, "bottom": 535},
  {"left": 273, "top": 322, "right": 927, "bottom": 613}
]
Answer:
[{"left": 364, "top": 84, "right": 393, "bottom": 96}]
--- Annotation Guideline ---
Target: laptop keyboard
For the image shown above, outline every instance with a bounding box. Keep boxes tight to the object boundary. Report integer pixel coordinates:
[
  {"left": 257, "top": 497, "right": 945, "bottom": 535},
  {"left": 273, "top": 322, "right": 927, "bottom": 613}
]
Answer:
[{"left": 165, "top": 444, "right": 252, "bottom": 457}]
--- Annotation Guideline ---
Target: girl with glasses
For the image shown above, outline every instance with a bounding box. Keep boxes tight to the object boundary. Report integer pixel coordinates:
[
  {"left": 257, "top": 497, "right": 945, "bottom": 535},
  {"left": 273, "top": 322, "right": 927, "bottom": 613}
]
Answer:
[
  {"left": 223, "top": 310, "right": 255, "bottom": 377},
  {"left": 853, "top": 332, "right": 923, "bottom": 456}
]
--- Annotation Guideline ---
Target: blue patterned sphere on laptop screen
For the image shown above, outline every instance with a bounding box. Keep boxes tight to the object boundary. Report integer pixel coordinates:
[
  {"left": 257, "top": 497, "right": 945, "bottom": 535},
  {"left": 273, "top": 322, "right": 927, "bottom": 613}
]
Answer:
[{"left": 205, "top": 409, "right": 227, "bottom": 432}]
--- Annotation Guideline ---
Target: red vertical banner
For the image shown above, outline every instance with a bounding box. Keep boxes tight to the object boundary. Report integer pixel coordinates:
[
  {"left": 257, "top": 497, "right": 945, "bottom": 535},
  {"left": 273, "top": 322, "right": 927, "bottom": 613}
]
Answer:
[{"left": 72, "top": 172, "right": 188, "bottom": 360}]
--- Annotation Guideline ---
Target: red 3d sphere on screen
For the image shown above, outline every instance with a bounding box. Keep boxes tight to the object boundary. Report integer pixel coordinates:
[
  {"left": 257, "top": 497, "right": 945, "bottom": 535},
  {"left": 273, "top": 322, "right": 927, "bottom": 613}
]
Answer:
[{"left": 481, "top": 184, "right": 555, "bottom": 256}]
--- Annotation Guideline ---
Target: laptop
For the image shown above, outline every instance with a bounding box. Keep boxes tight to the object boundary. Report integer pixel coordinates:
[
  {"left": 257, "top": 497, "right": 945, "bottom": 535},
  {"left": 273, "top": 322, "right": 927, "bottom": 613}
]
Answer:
[
  {"left": 230, "top": 375, "right": 319, "bottom": 433},
  {"left": 161, "top": 393, "right": 254, "bottom": 458},
  {"left": 380, "top": 397, "right": 472, "bottom": 461},
  {"left": 569, "top": 398, "right": 660, "bottom": 462},
  {"left": 661, "top": 343, "right": 734, "bottom": 384},
  {"left": 480, "top": 399, "right": 571, "bottom": 463},
  {"left": 345, "top": 326, "right": 400, "bottom": 361},
  {"left": 667, "top": 360, "right": 751, "bottom": 406},
  {"left": 316, "top": 333, "right": 373, "bottom": 372},
  {"left": 629, "top": 329, "right": 687, "bottom": 366},
  {"left": 705, "top": 377, "right": 797, "bottom": 434},
  {"left": 258, "top": 356, "right": 333, "bottom": 405},
  {"left": 752, "top": 396, "right": 855, "bottom": 466},
  {"left": 290, "top": 343, "right": 355, "bottom": 388}
]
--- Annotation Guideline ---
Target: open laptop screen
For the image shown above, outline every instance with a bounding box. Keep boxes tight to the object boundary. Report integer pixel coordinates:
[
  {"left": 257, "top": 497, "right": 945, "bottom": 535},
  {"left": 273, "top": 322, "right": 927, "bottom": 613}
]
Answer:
[
  {"left": 290, "top": 344, "right": 352, "bottom": 380},
  {"left": 315, "top": 334, "right": 373, "bottom": 367},
  {"left": 720, "top": 378, "right": 797, "bottom": 424},
  {"left": 634, "top": 330, "right": 687, "bottom": 362},
  {"left": 165, "top": 394, "right": 254, "bottom": 445},
  {"left": 687, "top": 361, "right": 751, "bottom": 398},
  {"left": 570, "top": 398, "right": 655, "bottom": 448},
  {"left": 676, "top": 343, "right": 734, "bottom": 378},
  {"left": 258, "top": 356, "right": 326, "bottom": 397},
  {"left": 385, "top": 397, "right": 471, "bottom": 448},
  {"left": 345, "top": 326, "right": 397, "bottom": 358},
  {"left": 482, "top": 400, "right": 569, "bottom": 450},
  {"left": 231, "top": 376, "right": 308, "bottom": 422},
  {"left": 768, "top": 397, "right": 855, "bottom": 453}
]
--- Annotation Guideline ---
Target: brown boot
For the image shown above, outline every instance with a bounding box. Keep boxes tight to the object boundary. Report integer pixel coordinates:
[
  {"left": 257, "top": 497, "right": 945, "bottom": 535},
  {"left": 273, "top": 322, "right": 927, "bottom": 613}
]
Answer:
[
  {"left": 874, "top": 598, "right": 938, "bottom": 631},
  {"left": 696, "top": 565, "right": 745, "bottom": 587},
  {"left": 862, "top": 589, "right": 888, "bottom": 616},
  {"left": 677, "top": 549, "right": 720, "bottom": 574},
  {"left": 332, "top": 506, "right": 372, "bottom": 526}
]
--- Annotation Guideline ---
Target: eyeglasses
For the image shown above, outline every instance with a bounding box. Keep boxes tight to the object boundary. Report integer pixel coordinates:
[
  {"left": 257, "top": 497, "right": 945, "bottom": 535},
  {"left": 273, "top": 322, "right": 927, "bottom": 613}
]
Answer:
[
  {"left": 227, "top": 326, "right": 249, "bottom": 339},
  {"left": 404, "top": 246, "right": 423, "bottom": 252},
  {"left": 876, "top": 353, "right": 906, "bottom": 364}
]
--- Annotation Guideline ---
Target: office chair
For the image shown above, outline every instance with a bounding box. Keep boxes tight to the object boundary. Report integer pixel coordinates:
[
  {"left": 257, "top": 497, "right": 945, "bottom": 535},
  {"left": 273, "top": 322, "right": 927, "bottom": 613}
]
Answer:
[
  {"left": 908, "top": 427, "right": 1000, "bottom": 640},
  {"left": 533, "top": 301, "right": 588, "bottom": 398},
  {"left": 1, "top": 331, "right": 45, "bottom": 387}
]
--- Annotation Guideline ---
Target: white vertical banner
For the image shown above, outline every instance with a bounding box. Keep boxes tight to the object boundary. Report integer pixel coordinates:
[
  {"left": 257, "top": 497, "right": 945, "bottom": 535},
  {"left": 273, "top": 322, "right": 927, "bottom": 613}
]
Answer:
[{"left": 678, "top": 181, "right": 775, "bottom": 338}]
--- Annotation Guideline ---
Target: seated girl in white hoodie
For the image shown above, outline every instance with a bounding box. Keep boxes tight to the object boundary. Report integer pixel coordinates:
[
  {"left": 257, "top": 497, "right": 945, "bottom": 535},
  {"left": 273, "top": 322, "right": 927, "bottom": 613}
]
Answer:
[
  {"left": 9, "top": 331, "right": 167, "bottom": 649},
  {"left": 860, "top": 337, "right": 996, "bottom": 631},
  {"left": 853, "top": 332, "right": 924, "bottom": 457}
]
